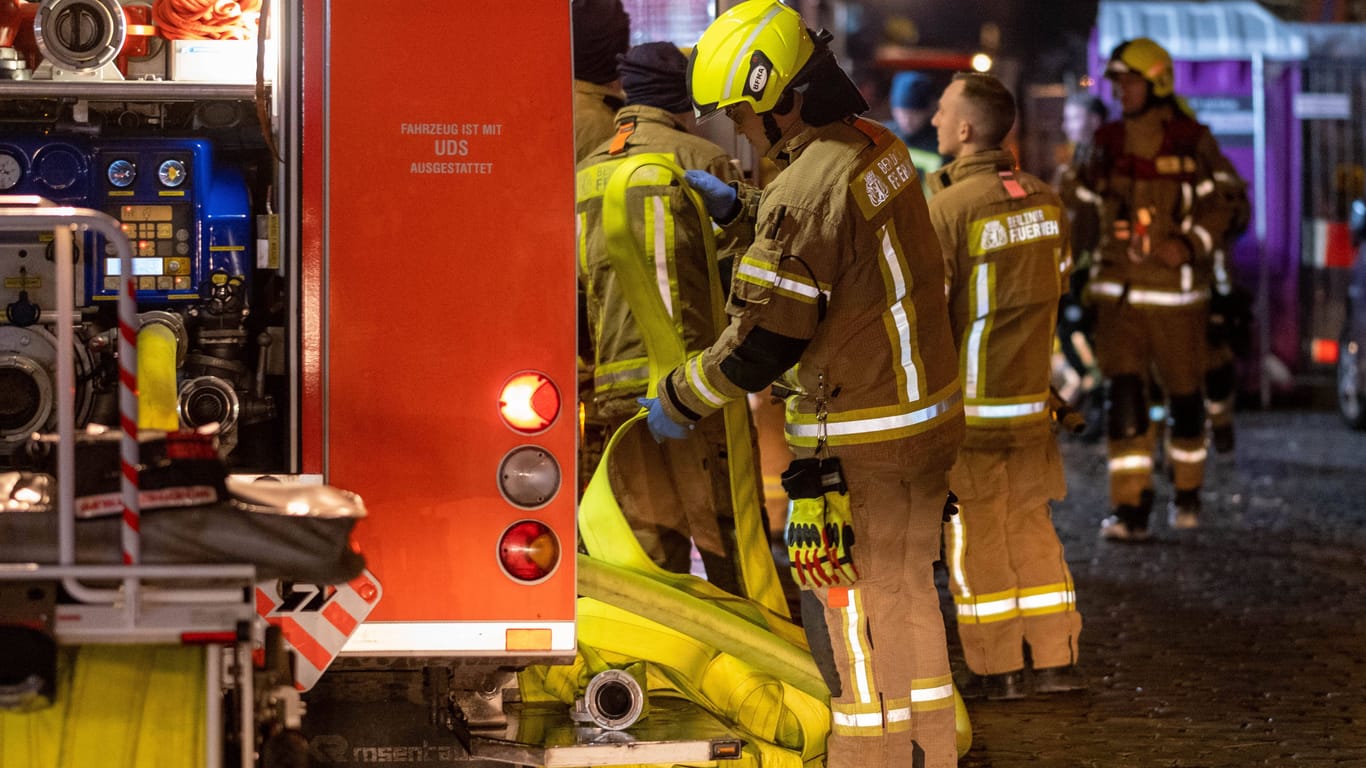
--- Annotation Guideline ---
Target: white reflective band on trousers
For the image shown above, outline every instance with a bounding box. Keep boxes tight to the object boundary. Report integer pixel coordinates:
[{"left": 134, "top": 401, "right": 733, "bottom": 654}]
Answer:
[
  {"left": 786, "top": 390, "right": 961, "bottom": 441},
  {"left": 964, "top": 399, "right": 1047, "bottom": 419},
  {"left": 1167, "top": 445, "right": 1208, "bottom": 463},
  {"left": 1088, "top": 280, "right": 1208, "bottom": 307},
  {"left": 1109, "top": 454, "right": 1154, "bottom": 473}
]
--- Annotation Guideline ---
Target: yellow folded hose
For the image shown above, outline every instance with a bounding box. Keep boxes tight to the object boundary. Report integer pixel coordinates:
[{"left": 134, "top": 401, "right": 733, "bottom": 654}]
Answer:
[
  {"left": 600, "top": 152, "right": 787, "bottom": 618},
  {"left": 0, "top": 645, "right": 206, "bottom": 768}
]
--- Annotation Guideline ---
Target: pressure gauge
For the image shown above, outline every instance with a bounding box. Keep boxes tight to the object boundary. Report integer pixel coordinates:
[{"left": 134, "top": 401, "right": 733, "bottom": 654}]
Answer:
[
  {"left": 158, "top": 159, "right": 186, "bottom": 188},
  {"left": 107, "top": 159, "right": 136, "bottom": 188},
  {"left": 0, "top": 154, "right": 21, "bottom": 190}
]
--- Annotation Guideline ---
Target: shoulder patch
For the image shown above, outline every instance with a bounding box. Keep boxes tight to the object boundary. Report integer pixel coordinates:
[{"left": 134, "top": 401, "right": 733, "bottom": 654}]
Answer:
[{"left": 850, "top": 143, "right": 919, "bottom": 220}]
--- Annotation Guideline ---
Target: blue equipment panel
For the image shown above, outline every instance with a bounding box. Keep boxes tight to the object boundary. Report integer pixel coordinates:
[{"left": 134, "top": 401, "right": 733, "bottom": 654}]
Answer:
[{"left": 90, "top": 138, "right": 252, "bottom": 304}]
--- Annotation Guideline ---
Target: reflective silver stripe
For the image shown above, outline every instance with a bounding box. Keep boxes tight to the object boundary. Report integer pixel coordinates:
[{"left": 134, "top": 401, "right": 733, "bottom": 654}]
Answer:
[
  {"left": 1207, "top": 400, "right": 1229, "bottom": 415},
  {"left": 881, "top": 225, "right": 921, "bottom": 402},
  {"left": 964, "top": 399, "right": 1047, "bottom": 419},
  {"left": 787, "top": 390, "right": 961, "bottom": 439},
  {"left": 946, "top": 513, "right": 968, "bottom": 596},
  {"left": 957, "top": 596, "right": 1016, "bottom": 618},
  {"left": 832, "top": 710, "right": 884, "bottom": 728},
  {"left": 964, "top": 265, "right": 990, "bottom": 399},
  {"left": 1213, "top": 171, "right": 1239, "bottom": 184},
  {"left": 842, "top": 591, "right": 876, "bottom": 703},
  {"left": 1189, "top": 224, "right": 1213, "bottom": 254},
  {"left": 1074, "top": 185, "right": 1102, "bottom": 205},
  {"left": 735, "top": 260, "right": 823, "bottom": 301},
  {"left": 686, "top": 356, "right": 727, "bottom": 408},
  {"left": 1196, "top": 179, "right": 1216, "bottom": 197},
  {"left": 1088, "top": 281, "right": 1208, "bottom": 307},
  {"left": 1109, "top": 454, "right": 1153, "bottom": 473},
  {"left": 886, "top": 706, "right": 911, "bottom": 724},
  {"left": 1181, "top": 182, "right": 1193, "bottom": 215},
  {"left": 1018, "top": 590, "right": 1075, "bottom": 611},
  {"left": 594, "top": 363, "right": 650, "bottom": 390},
  {"left": 911, "top": 682, "right": 954, "bottom": 703},
  {"left": 650, "top": 195, "right": 673, "bottom": 317},
  {"left": 1167, "top": 445, "right": 1208, "bottom": 464},
  {"left": 721, "top": 6, "right": 784, "bottom": 103}
]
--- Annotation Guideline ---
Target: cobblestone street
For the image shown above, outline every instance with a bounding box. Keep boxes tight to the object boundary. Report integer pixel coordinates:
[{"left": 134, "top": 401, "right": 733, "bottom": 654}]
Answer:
[{"left": 954, "top": 407, "right": 1366, "bottom": 767}]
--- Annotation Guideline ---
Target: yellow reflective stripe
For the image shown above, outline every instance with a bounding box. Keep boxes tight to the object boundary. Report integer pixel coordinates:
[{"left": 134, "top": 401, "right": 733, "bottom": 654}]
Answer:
[
  {"left": 593, "top": 358, "right": 651, "bottom": 393},
  {"left": 963, "top": 262, "right": 995, "bottom": 399},
  {"left": 577, "top": 157, "right": 676, "bottom": 202},
  {"left": 1017, "top": 583, "right": 1076, "bottom": 616},
  {"left": 911, "top": 674, "right": 956, "bottom": 712},
  {"left": 1168, "top": 445, "right": 1208, "bottom": 464},
  {"left": 1088, "top": 280, "right": 1208, "bottom": 307},
  {"left": 836, "top": 589, "right": 878, "bottom": 705},
  {"left": 1108, "top": 453, "right": 1153, "bottom": 473},
  {"left": 686, "top": 354, "right": 728, "bottom": 408},
  {"left": 785, "top": 385, "right": 961, "bottom": 447},
  {"left": 877, "top": 220, "right": 925, "bottom": 403},
  {"left": 735, "top": 255, "right": 825, "bottom": 304},
  {"left": 576, "top": 211, "right": 589, "bottom": 275},
  {"left": 955, "top": 587, "right": 1019, "bottom": 624}
]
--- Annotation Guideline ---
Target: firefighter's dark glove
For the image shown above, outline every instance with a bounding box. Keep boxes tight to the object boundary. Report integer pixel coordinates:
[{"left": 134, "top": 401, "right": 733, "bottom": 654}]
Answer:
[
  {"left": 684, "top": 170, "right": 740, "bottom": 224},
  {"left": 637, "top": 397, "right": 692, "bottom": 443}
]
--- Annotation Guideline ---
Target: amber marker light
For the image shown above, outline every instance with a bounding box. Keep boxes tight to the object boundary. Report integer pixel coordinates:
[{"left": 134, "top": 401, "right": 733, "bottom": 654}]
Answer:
[
  {"left": 499, "top": 371, "right": 560, "bottom": 433},
  {"left": 498, "top": 519, "right": 561, "bottom": 582}
]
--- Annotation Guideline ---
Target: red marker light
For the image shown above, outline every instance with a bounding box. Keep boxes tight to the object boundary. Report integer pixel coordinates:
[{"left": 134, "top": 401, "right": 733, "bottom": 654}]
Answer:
[
  {"left": 498, "top": 520, "right": 560, "bottom": 582},
  {"left": 499, "top": 372, "right": 560, "bottom": 433}
]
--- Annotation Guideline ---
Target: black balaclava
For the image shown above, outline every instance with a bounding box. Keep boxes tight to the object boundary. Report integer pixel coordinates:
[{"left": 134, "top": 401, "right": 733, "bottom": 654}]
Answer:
[
  {"left": 618, "top": 42, "right": 691, "bottom": 114},
  {"left": 572, "top": 0, "right": 631, "bottom": 85}
]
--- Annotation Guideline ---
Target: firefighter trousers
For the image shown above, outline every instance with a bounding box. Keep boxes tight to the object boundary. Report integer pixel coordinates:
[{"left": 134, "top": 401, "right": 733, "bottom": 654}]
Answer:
[
  {"left": 809, "top": 442, "right": 958, "bottom": 768},
  {"left": 604, "top": 405, "right": 741, "bottom": 594},
  {"left": 1093, "top": 299, "right": 1208, "bottom": 506},
  {"left": 945, "top": 442, "right": 1080, "bottom": 674}
]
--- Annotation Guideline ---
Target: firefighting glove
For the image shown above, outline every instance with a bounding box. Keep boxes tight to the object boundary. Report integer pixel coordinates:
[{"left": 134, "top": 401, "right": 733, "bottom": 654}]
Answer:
[
  {"left": 781, "top": 458, "right": 858, "bottom": 589},
  {"left": 637, "top": 397, "right": 692, "bottom": 443},
  {"left": 683, "top": 170, "right": 740, "bottom": 224}
]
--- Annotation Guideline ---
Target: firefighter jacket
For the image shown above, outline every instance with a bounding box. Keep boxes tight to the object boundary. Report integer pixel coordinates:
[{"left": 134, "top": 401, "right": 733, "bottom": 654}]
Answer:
[
  {"left": 1078, "top": 104, "right": 1243, "bottom": 307},
  {"left": 576, "top": 105, "right": 743, "bottom": 418},
  {"left": 657, "top": 117, "right": 964, "bottom": 455},
  {"left": 574, "top": 80, "right": 624, "bottom": 163},
  {"left": 1053, "top": 141, "right": 1102, "bottom": 267},
  {"left": 929, "top": 150, "right": 1069, "bottom": 450}
]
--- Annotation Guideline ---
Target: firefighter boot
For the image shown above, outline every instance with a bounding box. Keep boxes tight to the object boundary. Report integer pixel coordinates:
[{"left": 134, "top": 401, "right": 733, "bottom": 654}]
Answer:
[
  {"left": 1032, "top": 664, "right": 1086, "bottom": 694},
  {"left": 959, "top": 670, "right": 1028, "bottom": 701},
  {"left": 1168, "top": 488, "right": 1201, "bottom": 530},
  {"left": 1100, "top": 489, "right": 1154, "bottom": 542}
]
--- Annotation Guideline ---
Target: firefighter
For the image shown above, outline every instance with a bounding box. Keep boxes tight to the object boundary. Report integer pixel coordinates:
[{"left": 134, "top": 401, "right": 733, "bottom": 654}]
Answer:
[
  {"left": 641, "top": 2, "right": 966, "bottom": 764},
  {"left": 927, "top": 72, "right": 1083, "bottom": 700},
  {"left": 576, "top": 42, "right": 748, "bottom": 593},
  {"left": 887, "top": 70, "right": 946, "bottom": 184},
  {"left": 1053, "top": 94, "right": 1108, "bottom": 440},
  {"left": 571, "top": 0, "right": 630, "bottom": 492},
  {"left": 1079, "top": 38, "right": 1243, "bottom": 539},
  {"left": 571, "top": 0, "right": 630, "bottom": 163}
]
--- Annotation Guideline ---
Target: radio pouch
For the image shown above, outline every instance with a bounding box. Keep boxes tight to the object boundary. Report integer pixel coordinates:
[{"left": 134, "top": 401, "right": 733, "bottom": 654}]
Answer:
[{"left": 781, "top": 457, "right": 858, "bottom": 589}]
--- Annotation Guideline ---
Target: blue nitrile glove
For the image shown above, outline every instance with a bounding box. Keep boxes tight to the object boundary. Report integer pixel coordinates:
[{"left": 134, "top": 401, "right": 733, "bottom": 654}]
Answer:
[
  {"left": 637, "top": 397, "right": 692, "bottom": 443},
  {"left": 684, "top": 170, "right": 740, "bottom": 223}
]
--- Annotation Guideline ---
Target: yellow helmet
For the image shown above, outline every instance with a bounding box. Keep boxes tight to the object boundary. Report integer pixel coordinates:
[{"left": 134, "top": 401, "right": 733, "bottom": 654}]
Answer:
[
  {"left": 1106, "top": 37, "right": 1174, "bottom": 98},
  {"left": 688, "top": 0, "right": 815, "bottom": 120}
]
